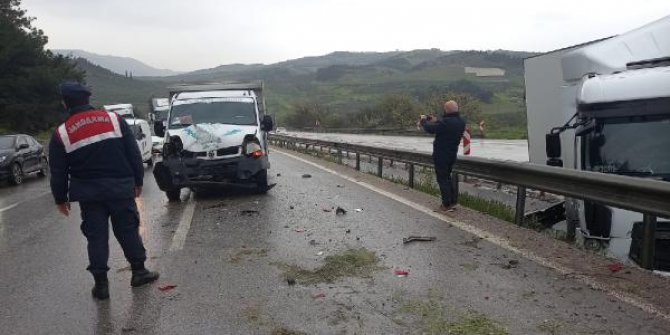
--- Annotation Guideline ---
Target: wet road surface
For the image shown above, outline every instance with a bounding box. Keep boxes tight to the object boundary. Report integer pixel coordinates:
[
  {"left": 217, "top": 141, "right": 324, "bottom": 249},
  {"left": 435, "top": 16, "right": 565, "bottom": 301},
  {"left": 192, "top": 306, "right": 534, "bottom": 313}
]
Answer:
[
  {"left": 0, "top": 153, "right": 668, "bottom": 334},
  {"left": 286, "top": 131, "right": 530, "bottom": 162}
]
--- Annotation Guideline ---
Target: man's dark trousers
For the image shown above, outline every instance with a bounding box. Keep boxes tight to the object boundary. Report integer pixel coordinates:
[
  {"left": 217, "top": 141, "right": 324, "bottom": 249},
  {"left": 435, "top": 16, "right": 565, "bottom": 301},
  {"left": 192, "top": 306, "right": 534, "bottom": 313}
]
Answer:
[
  {"left": 80, "top": 199, "right": 147, "bottom": 274},
  {"left": 434, "top": 158, "right": 458, "bottom": 206}
]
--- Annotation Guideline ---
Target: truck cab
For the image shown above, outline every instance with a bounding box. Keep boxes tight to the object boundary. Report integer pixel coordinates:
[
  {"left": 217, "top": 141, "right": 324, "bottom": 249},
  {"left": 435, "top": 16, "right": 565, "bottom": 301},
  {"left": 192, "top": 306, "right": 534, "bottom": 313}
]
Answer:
[
  {"left": 149, "top": 98, "right": 170, "bottom": 135},
  {"left": 153, "top": 82, "right": 274, "bottom": 201},
  {"left": 525, "top": 16, "right": 670, "bottom": 269}
]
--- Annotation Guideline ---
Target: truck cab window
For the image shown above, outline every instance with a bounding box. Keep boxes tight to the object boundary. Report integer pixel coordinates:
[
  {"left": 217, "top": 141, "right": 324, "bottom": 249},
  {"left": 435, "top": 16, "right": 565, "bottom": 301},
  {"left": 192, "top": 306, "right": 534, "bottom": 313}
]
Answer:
[{"left": 584, "top": 115, "right": 670, "bottom": 178}]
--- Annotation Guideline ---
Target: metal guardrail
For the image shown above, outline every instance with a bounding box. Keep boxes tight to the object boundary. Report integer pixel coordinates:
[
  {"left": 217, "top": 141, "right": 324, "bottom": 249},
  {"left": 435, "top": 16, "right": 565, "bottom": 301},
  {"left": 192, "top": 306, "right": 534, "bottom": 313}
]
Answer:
[{"left": 269, "top": 134, "right": 670, "bottom": 270}]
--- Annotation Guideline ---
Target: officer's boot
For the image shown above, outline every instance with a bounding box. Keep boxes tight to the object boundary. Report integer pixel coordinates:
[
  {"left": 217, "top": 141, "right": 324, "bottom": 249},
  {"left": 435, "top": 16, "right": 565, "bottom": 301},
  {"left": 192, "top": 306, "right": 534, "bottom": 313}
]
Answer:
[
  {"left": 91, "top": 273, "right": 109, "bottom": 300},
  {"left": 130, "top": 263, "right": 159, "bottom": 288}
]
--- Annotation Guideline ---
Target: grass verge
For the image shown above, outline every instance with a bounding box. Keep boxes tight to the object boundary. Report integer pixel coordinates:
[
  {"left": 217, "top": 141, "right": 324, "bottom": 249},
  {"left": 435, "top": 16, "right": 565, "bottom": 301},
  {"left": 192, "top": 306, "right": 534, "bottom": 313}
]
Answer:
[{"left": 275, "top": 248, "right": 381, "bottom": 285}]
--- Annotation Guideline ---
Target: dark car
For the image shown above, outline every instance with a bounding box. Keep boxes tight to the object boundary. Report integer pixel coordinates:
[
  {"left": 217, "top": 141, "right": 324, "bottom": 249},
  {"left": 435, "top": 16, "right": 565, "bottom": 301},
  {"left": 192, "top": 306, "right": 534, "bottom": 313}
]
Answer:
[{"left": 0, "top": 134, "right": 48, "bottom": 185}]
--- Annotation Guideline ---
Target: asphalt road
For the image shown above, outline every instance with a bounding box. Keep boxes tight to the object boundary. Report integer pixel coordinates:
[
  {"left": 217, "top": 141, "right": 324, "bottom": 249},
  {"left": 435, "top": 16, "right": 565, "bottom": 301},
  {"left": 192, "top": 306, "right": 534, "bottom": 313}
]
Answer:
[{"left": 0, "top": 152, "right": 668, "bottom": 334}]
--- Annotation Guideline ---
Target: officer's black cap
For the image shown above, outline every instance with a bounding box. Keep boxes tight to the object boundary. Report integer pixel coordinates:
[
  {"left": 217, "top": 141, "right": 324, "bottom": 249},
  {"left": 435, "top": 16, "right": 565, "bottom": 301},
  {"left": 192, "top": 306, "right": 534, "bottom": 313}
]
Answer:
[{"left": 59, "top": 81, "right": 91, "bottom": 98}]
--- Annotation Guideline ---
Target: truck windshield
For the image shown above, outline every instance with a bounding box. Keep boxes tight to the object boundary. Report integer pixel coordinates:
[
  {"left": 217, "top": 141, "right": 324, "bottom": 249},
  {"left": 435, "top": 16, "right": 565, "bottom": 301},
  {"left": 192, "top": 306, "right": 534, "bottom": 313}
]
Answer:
[
  {"left": 169, "top": 100, "right": 257, "bottom": 129},
  {"left": 584, "top": 115, "right": 670, "bottom": 178}
]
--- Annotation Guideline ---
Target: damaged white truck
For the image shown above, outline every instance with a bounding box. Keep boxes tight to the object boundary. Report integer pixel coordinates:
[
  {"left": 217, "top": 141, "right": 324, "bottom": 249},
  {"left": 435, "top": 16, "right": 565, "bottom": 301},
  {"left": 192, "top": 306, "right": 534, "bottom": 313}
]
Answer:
[{"left": 153, "top": 82, "right": 274, "bottom": 201}]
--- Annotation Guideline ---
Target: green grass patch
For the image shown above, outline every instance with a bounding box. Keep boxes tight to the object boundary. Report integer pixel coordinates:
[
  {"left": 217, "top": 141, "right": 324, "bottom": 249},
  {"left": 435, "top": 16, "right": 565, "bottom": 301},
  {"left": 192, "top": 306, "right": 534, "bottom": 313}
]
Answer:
[
  {"left": 458, "top": 193, "right": 515, "bottom": 223},
  {"left": 275, "top": 248, "right": 381, "bottom": 285},
  {"left": 400, "top": 298, "right": 508, "bottom": 335}
]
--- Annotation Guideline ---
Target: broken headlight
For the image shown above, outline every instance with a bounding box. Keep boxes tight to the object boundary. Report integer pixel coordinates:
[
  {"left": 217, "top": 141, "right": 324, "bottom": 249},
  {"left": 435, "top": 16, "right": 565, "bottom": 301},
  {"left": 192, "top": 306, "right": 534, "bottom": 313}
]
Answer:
[{"left": 243, "top": 140, "right": 264, "bottom": 158}]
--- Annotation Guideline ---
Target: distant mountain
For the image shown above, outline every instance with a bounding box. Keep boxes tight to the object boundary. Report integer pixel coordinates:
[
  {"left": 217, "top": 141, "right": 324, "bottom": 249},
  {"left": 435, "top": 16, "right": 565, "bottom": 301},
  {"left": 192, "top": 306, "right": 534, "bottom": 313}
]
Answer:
[
  {"left": 54, "top": 49, "right": 182, "bottom": 77},
  {"left": 72, "top": 58, "right": 170, "bottom": 117}
]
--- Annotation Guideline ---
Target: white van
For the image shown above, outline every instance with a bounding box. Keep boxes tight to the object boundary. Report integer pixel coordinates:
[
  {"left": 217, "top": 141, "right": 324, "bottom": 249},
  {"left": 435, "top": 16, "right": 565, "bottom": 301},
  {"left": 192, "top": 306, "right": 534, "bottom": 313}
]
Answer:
[
  {"left": 153, "top": 82, "right": 273, "bottom": 201},
  {"left": 125, "top": 118, "right": 154, "bottom": 166},
  {"left": 104, "top": 103, "right": 135, "bottom": 119}
]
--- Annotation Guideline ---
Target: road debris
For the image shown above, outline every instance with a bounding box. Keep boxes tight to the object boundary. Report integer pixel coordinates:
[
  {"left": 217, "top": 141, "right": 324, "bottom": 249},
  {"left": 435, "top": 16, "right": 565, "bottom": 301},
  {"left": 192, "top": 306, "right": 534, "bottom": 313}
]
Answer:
[
  {"left": 322, "top": 208, "right": 332, "bottom": 212},
  {"left": 287, "top": 277, "right": 296, "bottom": 286},
  {"left": 312, "top": 292, "right": 326, "bottom": 299},
  {"left": 336, "top": 184, "right": 344, "bottom": 188},
  {"left": 336, "top": 207, "right": 347, "bottom": 216},
  {"left": 276, "top": 173, "right": 281, "bottom": 177},
  {"left": 302, "top": 174, "right": 312, "bottom": 178},
  {"left": 240, "top": 210, "right": 260, "bottom": 216},
  {"left": 290, "top": 205, "right": 295, "bottom": 209},
  {"left": 354, "top": 208, "right": 363, "bottom": 212},
  {"left": 608, "top": 262, "right": 624, "bottom": 273},
  {"left": 309, "top": 239, "right": 317, "bottom": 246},
  {"left": 394, "top": 269, "right": 410, "bottom": 277},
  {"left": 501, "top": 260, "right": 519, "bottom": 269},
  {"left": 204, "top": 202, "right": 227, "bottom": 209},
  {"left": 402, "top": 236, "right": 436, "bottom": 244},
  {"left": 158, "top": 284, "right": 177, "bottom": 292},
  {"left": 345, "top": 229, "right": 351, "bottom": 234},
  {"left": 295, "top": 228, "right": 306, "bottom": 233},
  {"left": 316, "top": 251, "right": 324, "bottom": 256}
]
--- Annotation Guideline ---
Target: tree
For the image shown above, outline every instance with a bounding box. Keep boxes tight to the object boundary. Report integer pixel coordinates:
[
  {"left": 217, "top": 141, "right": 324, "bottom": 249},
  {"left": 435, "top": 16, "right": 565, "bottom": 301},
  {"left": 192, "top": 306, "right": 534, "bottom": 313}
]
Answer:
[
  {"left": 0, "top": 0, "right": 83, "bottom": 133},
  {"left": 422, "top": 92, "right": 483, "bottom": 125}
]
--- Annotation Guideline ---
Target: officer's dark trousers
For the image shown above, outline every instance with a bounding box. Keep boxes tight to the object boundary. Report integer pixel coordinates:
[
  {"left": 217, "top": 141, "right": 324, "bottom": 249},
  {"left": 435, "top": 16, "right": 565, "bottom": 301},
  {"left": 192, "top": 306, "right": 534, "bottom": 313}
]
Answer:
[
  {"left": 434, "top": 159, "right": 457, "bottom": 206},
  {"left": 79, "top": 199, "right": 147, "bottom": 274}
]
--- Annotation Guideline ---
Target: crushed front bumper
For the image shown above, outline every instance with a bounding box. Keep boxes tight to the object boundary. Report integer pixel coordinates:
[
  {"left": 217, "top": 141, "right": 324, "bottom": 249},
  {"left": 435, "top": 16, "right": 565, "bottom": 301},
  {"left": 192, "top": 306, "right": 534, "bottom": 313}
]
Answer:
[{"left": 153, "top": 155, "right": 269, "bottom": 190}]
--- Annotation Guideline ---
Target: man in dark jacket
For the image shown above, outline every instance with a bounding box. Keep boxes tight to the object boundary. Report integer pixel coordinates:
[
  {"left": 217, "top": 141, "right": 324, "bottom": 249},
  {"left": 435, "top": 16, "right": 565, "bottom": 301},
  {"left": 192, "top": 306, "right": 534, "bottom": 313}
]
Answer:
[
  {"left": 49, "top": 82, "right": 159, "bottom": 300},
  {"left": 420, "top": 100, "right": 466, "bottom": 211}
]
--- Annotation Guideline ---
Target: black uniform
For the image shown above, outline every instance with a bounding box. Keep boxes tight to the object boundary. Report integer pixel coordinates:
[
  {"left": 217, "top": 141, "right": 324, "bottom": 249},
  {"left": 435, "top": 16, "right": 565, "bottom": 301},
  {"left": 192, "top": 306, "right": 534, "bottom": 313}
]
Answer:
[
  {"left": 421, "top": 113, "right": 466, "bottom": 206},
  {"left": 49, "top": 104, "right": 147, "bottom": 275}
]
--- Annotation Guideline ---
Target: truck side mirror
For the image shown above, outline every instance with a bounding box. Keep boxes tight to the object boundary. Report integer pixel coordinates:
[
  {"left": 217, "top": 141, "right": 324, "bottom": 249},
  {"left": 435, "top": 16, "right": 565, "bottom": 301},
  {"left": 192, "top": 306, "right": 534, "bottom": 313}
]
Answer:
[
  {"left": 545, "top": 133, "right": 563, "bottom": 167},
  {"left": 261, "top": 115, "right": 274, "bottom": 131}
]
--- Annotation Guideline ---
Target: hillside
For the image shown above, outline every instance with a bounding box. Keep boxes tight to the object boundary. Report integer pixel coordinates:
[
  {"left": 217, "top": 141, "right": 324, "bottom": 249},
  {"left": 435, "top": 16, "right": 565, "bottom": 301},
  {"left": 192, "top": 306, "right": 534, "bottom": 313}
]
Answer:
[
  {"left": 55, "top": 49, "right": 181, "bottom": 77},
  {"left": 74, "top": 58, "right": 170, "bottom": 117},
  {"left": 75, "top": 49, "right": 537, "bottom": 138}
]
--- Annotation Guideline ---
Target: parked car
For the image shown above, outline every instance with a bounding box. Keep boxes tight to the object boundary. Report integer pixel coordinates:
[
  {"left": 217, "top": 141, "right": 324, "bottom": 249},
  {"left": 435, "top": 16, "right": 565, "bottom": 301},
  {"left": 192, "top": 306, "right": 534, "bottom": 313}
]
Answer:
[
  {"left": 0, "top": 134, "right": 48, "bottom": 185},
  {"left": 125, "top": 118, "right": 154, "bottom": 166}
]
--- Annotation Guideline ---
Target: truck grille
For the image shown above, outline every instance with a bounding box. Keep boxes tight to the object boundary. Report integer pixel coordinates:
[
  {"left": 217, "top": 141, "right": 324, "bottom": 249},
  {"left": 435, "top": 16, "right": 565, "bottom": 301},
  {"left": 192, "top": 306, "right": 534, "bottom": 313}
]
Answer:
[{"left": 182, "top": 146, "right": 240, "bottom": 159}]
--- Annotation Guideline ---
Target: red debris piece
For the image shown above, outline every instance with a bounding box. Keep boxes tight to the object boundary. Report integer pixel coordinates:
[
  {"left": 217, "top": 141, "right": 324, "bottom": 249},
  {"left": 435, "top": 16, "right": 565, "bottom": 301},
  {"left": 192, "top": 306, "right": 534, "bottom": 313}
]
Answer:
[
  {"left": 295, "top": 228, "right": 306, "bottom": 233},
  {"left": 312, "top": 293, "right": 326, "bottom": 299},
  {"left": 394, "top": 270, "right": 410, "bottom": 277},
  {"left": 607, "top": 263, "right": 624, "bottom": 273},
  {"left": 158, "top": 284, "right": 177, "bottom": 292}
]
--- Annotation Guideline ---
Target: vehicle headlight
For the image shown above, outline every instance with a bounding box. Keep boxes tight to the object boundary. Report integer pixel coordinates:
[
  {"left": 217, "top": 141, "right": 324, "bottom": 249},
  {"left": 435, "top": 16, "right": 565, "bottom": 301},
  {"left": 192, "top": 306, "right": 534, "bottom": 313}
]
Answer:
[
  {"left": 0, "top": 156, "right": 6, "bottom": 163},
  {"left": 244, "top": 141, "right": 264, "bottom": 158}
]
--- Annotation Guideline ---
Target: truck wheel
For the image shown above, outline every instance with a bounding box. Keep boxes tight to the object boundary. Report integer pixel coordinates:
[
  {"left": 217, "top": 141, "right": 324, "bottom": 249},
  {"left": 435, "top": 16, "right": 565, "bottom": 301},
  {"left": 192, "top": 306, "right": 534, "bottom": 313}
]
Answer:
[
  {"left": 255, "top": 169, "right": 269, "bottom": 193},
  {"left": 166, "top": 188, "right": 181, "bottom": 201},
  {"left": 9, "top": 163, "right": 23, "bottom": 185}
]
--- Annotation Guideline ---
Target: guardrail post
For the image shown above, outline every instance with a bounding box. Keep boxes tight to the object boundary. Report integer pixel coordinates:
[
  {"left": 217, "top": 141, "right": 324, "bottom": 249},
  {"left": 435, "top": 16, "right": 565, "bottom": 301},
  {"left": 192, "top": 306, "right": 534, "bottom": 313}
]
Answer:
[
  {"left": 515, "top": 186, "right": 526, "bottom": 226},
  {"left": 408, "top": 163, "right": 415, "bottom": 188},
  {"left": 377, "top": 157, "right": 383, "bottom": 177},
  {"left": 337, "top": 148, "right": 343, "bottom": 164},
  {"left": 355, "top": 153, "right": 361, "bottom": 171},
  {"left": 640, "top": 214, "right": 657, "bottom": 270}
]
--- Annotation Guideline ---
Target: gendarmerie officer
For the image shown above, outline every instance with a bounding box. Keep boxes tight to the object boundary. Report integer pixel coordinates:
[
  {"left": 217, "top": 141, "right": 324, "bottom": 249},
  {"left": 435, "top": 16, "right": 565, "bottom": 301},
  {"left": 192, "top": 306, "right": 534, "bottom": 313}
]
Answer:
[{"left": 49, "top": 82, "right": 159, "bottom": 300}]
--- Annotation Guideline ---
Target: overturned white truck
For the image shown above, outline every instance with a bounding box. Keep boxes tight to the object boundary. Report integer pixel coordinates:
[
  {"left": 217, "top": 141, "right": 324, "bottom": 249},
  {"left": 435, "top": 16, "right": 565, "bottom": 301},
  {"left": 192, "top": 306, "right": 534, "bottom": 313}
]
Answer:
[
  {"left": 153, "top": 82, "right": 274, "bottom": 201},
  {"left": 525, "top": 16, "right": 670, "bottom": 269}
]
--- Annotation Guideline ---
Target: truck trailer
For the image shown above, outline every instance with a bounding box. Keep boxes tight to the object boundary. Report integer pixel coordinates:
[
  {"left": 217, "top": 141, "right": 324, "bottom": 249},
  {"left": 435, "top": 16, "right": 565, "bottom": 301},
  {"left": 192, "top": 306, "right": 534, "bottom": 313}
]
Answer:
[{"left": 525, "top": 16, "right": 670, "bottom": 269}]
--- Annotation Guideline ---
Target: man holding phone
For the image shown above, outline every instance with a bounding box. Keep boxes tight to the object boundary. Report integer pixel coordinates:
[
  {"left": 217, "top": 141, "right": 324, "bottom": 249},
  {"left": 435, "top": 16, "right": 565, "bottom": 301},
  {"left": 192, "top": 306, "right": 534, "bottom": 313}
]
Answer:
[{"left": 419, "top": 100, "right": 465, "bottom": 211}]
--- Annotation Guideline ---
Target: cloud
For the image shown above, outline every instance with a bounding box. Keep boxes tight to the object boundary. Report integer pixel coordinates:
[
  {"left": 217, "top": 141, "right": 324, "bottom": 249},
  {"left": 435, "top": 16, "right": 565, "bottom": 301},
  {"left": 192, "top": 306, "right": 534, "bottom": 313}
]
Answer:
[{"left": 22, "top": 0, "right": 670, "bottom": 71}]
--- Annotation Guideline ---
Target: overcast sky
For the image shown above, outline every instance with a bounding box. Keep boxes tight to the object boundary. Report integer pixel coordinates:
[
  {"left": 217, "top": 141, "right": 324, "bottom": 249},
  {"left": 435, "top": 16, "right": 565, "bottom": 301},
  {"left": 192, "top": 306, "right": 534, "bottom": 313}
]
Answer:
[{"left": 22, "top": 0, "right": 670, "bottom": 72}]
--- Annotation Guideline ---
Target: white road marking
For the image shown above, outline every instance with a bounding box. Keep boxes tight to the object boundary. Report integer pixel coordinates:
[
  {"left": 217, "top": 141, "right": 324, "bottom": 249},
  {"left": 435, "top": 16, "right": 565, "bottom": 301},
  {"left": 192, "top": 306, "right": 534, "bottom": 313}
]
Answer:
[
  {"left": 275, "top": 148, "right": 670, "bottom": 321},
  {"left": 0, "top": 191, "right": 51, "bottom": 213},
  {"left": 169, "top": 193, "right": 196, "bottom": 251}
]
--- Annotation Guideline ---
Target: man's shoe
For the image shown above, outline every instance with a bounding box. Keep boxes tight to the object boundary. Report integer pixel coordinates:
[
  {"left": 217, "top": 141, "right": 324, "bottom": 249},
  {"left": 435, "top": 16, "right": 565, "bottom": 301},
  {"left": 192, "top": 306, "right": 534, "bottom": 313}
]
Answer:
[
  {"left": 439, "top": 204, "right": 456, "bottom": 212},
  {"left": 91, "top": 281, "right": 109, "bottom": 300},
  {"left": 131, "top": 269, "right": 160, "bottom": 287}
]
